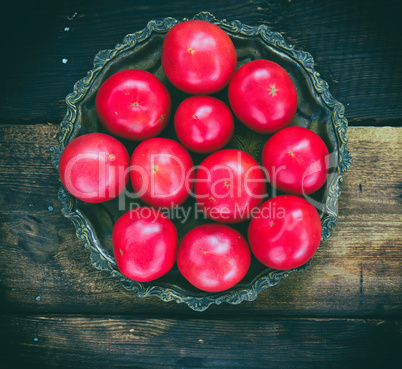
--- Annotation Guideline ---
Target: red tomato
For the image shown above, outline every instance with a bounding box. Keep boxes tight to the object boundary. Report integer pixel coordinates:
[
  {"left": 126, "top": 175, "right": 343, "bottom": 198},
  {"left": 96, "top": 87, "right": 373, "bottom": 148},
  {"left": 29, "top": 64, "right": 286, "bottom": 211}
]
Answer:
[
  {"left": 248, "top": 195, "right": 321, "bottom": 270},
  {"left": 130, "top": 138, "right": 194, "bottom": 208},
  {"left": 228, "top": 59, "right": 297, "bottom": 134},
  {"left": 161, "top": 20, "right": 237, "bottom": 94},
  {"left": 174, "top": 96, "right": 234, "bottom": 154},
  {"left": 194, "top": 149, "right": 266, "bottom": 223},
  {"left": 177, "top": 223, "right": 251, "bottom": 292},
  {"left": 59, "top": 133, "right": 129, "bottom": 203},
  {"left": 113, "top": 207, "right": 178, "bottom": 282},
  {"left": 95, "top": 69, "right": 171, "bottom": 141},
  {"left": 262, "top": 126, "right": 329, "bottom": 195}
]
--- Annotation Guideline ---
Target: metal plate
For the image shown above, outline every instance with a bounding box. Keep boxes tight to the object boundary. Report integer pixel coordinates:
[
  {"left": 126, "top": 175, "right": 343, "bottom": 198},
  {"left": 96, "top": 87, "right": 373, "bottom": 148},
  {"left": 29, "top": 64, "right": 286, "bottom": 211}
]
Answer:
[{"left": 52, "top": 12, "right": 352, "bottom": 311}]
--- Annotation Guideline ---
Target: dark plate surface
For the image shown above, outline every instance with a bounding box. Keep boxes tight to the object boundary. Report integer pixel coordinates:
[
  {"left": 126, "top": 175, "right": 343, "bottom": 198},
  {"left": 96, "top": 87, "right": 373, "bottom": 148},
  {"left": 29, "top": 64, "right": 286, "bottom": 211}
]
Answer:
[{"left": 52, "top": 12, "right": 352, "bottom": 311}]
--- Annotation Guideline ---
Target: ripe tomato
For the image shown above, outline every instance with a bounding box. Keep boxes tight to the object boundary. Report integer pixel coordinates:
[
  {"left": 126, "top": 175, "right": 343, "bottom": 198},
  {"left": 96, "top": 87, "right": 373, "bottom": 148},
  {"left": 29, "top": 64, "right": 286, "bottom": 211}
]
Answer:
[
  {"left": 194, "top": 149, "right": 266, "bottom": 223},
  {"left": 161, "top": 20, "right": 237, "bottom": 94},
  {"left": 174, "top": 96, "right": 234, "bottom": 154},
  {"left": 95, "top": 69, "right": 171, "bottom": 141},
  {"left": 228, "top": 59, "right": 297, "bottom": 134},
  {"left": 59, "top": 133, "right": 129, "bottom": 203},
  {"left": 248, "top": 195, "right": 322, "bottom": 270},
  {"left": 130, "top": 138, "right": 194, "bottom": 208},
  {"left": 177, "top": 223, "right": 251, "bottom": 292},
  {"left": 262, "top": 126, "right": 329, "bottom": 195},
  {"left": 113, "top": 207, "right": 178, "bottom": 282}
]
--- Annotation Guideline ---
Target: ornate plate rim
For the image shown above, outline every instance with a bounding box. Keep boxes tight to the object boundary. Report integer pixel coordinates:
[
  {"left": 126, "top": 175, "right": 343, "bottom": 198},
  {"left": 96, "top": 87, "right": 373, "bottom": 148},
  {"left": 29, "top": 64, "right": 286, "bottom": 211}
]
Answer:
[{"left": 52, "top": 11, "right": 352, "bottom": 312}]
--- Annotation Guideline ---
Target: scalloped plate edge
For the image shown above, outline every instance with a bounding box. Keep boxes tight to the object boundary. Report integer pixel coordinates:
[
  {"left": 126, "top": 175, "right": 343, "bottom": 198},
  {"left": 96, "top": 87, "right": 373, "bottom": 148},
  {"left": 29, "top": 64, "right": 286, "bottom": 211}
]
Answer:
[{"left": 51, "top": 11, "right": 352, "bottom": 312}]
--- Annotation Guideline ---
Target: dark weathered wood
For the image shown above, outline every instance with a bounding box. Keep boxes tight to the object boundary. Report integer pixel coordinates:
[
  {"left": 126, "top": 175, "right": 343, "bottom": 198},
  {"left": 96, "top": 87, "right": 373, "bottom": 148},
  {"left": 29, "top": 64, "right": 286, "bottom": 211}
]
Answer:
[
  {"left": 1, "top": 0, "right": 401, "bottom": 125},
  {"left": 0, "top": 124, "right": 401, "bottom": 315},
  {"left": 1, "top": 1, "right": 401, "bottom": 366},
  {"left": 0, "top": 315, "right": 401, "bottom": 369}
]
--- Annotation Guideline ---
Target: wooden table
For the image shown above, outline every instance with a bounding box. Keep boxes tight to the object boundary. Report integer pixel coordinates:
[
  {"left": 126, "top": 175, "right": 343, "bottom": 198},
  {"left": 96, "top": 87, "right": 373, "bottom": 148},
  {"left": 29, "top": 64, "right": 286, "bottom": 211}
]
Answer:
[{"left": 1, "top": 1, "right": 401, "bottom": 367}]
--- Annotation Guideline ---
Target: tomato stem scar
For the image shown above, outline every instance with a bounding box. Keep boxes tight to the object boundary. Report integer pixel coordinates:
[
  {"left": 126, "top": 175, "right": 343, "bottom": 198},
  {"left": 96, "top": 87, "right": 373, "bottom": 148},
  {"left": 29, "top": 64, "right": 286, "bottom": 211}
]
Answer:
[
  {"left": 153, "top": 166, "right": 158, "bottom": 173},
  {"left": 268, "top": 84, "right": 278, "bottom": 97},
  {"left": 108, "top": 154, "right": 116, "bottom": 161}
]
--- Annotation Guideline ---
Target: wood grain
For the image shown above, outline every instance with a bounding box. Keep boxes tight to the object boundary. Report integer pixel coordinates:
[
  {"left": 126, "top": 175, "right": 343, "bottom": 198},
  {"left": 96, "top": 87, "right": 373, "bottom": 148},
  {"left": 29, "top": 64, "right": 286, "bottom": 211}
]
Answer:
[
  {"left": 0, "top": 124, "right": 400, "bottom": 316},
  {"left": 0, "top": 315, "right": 400, "bottom": 369},
  {"left": 1, "top": 1, "right": 401, "bottom": 367},
  {"left": 1, "top": 0, "right": 401, "bottom": 125}
]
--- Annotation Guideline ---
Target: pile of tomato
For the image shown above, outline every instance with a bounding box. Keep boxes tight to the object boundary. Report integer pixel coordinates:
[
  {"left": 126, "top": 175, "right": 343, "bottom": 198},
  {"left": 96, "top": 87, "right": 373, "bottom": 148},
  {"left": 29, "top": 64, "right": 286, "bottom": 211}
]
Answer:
[{"left": 58, "top": 20, "right": 329, "bottom": 293}]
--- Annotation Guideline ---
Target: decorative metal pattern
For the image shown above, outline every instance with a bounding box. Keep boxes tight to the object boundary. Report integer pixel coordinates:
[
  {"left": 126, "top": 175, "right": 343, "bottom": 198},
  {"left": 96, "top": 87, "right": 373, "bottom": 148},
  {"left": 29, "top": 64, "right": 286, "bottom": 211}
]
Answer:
[{"left": 52, "top": 12, "right": 352, "bottom": 312}]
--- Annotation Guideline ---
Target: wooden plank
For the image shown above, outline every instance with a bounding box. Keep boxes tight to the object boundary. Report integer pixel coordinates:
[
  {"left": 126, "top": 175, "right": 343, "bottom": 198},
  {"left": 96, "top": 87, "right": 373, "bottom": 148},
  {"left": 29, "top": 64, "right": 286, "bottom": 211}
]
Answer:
[
  {"left": 0, "top": 125, "right": 401, "bottom": 315},
  {"left": 1, "top": 1, "right": 401, "bottom": 125},
  {"left": 0, "top": 315, "right": 401, "bottom": 369}
]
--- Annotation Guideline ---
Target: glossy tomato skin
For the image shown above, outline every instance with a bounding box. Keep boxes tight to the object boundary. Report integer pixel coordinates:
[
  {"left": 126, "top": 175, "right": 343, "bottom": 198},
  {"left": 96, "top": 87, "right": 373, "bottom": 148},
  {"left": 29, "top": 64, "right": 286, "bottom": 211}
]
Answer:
[
  {"left": 262, "top": 126, "right": 329, "bottom": 195},
  {"left": 228, "top": 59, "right": 297, "bottom": 134},
  {"left": 161, "top": 20, "right": 237, "bottom": 94},
  {"left": 113, "top": 207, "right": 178, "bottom": 282},
  {"left": 248, "top": 195, "right": 321, "bottom": 270},
  {"left": 174, "top": 96, "right": 234, "bottom": 154},
  {"left": 195, "top": 149, "right": 267, "bottom": 223},
  {"left": 58, "top": 133, "right": 129, "bottom": 203},
  {"left": 177, "top": 223, "right": 251, "bottom": 292},
  {"left": 95, "top": 69, "right": 171, "bottom": 141},
  {"left": 130, "top": 138, "right": 194, "bottom": 208}
]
